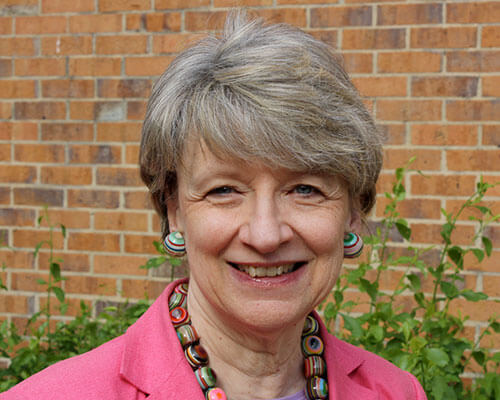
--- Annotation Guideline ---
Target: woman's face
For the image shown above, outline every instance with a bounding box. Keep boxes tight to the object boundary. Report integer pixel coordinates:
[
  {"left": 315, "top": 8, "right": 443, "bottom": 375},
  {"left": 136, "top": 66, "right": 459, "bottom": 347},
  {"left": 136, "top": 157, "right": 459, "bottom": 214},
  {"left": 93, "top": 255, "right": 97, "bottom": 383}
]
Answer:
[{"left": 167, "top": 141, "right": 360, "bottom": 334}]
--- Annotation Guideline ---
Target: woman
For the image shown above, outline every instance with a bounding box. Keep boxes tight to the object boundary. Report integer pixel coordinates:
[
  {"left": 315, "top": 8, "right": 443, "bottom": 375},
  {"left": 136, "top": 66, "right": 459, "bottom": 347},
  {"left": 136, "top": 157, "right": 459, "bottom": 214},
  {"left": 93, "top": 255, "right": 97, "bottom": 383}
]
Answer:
[{"left": 2, "top": 12, "right": 426, "bottom": 400}]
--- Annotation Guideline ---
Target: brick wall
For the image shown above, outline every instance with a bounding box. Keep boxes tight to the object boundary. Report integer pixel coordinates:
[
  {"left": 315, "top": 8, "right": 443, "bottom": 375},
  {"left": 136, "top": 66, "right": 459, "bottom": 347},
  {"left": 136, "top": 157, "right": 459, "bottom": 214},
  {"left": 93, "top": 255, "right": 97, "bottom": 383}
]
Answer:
[{"left": 0, "top": 0, "right": 499, "bottom": 352}]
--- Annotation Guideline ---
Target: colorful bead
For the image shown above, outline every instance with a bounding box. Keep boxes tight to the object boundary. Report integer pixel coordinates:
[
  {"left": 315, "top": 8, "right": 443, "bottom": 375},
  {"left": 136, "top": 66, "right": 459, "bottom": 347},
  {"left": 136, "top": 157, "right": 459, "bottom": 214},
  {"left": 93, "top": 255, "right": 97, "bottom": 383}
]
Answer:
[
  {"left": 170, "top": 306, "right": 190, "bottom": 327},
  {"left": 205, "top": 388, "right": 227, "bottom": 400},
  {"left": 305, "top": 376, "right": 328, "bottom": 400},
  {"left": 343, "top": 232, "right": 363, "bottom": 258},
  {"left": 195, "top": 366, "right": 217, "bottom": 390},
  {"left": 302, "top": 335, "right": 324, "bottom": 356},
  {"left": 176, "top": 324, "right": 199, "bottom": 347},
  {"left": 163, "top": 231, "right": 186, "bottom": 257},
  {"left": 174, "top": 282, "right": 189, "bottom": 295},
  {"left": 304, "top": 355, "right": 326, "bottom": 378},
  {"left": 185, "top": 343, "right": 209, "bottom": 368},
  {"left": 302, "top": 315, "right": 319, "bottom": 336},
  {"left": 169, "top": 291, "right": 187, "bottom": 310}
]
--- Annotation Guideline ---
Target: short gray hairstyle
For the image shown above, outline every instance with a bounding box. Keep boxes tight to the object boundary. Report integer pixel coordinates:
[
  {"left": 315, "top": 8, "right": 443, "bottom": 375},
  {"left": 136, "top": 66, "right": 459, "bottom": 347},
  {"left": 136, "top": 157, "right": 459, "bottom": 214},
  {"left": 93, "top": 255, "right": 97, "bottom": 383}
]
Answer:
[{"left": 140, "top": 11, "right": 383, "bottom": 238}]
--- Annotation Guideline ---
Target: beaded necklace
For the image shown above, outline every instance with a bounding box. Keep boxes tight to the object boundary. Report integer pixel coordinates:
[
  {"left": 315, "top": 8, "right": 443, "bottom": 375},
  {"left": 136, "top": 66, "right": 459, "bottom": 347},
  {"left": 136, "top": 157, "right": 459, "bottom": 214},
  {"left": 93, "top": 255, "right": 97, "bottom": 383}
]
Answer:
[{"left": 168, "top": 282, "right": 329, "bottom": 400}]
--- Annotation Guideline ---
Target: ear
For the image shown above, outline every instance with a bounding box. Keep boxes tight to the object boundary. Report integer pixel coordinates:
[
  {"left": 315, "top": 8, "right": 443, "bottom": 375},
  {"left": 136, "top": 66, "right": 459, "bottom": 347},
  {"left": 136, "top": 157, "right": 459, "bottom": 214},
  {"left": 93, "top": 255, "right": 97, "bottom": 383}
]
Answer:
[
  {"left": 166, "top": 192, "right": 182, "bottom": 233},
  {"left": 345, "top": 207, "right": 362, "bottom": 234}
]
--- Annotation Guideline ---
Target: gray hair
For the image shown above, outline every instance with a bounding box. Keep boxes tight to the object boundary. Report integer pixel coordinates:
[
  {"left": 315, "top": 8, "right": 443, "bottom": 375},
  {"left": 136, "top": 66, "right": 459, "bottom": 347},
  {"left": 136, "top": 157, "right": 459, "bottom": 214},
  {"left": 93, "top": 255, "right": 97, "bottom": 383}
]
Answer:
[{"left": 140, "top": 11, "right": 383, "bottom": 238}]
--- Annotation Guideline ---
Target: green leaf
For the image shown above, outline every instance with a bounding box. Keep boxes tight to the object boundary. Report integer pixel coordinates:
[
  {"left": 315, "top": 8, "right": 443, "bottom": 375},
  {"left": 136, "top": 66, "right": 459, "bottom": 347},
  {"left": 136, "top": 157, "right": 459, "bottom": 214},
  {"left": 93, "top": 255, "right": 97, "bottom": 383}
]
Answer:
[
  {"left": 490, "top": 321, "right": 500, "bottom": 333},
  {"left": 333, "top": 291, "right": 343, "bottom": 305},
  {"left": 60, "top": 224, "right": 66, "bottom": 238},
  {"left": 461, "top": 290, "right": 488, "bottom": 302},
  {"left": 341, "top": 314, "right": 363, "bottom": 338},
  {"left": 482, "top": 236, "right": 492, "bottom": 257},
  {"left": 472, "top": 248, "right": 485, "bottom": 263},
  {"left": 52, "top": 287, "right": 65, "bottom": 303},
  {"left": 440, "top": 222, "right": 453, "bottom": 244},
  {"left": 324, "top": 302, "right": 336, "bottom": 320},
  {"left": 440, "top": 281, "right": 459, "bottom": 299},
  {"left": 407, "top": 274, "right": 421, "bottom": 291},
  {"left": 425, "top": 347, "right": 450, "bottom": 367},
  {"left": 50, "top": 262, "right": 61, "bottom": 281},
  {"left": 474, "top": 205, "right": 490, "bottom": 215},
  {"left": 368, "top": 325, "right": 384, "bottom": 342},
  {"left": 447, "top": 246, "right": 463, "bottom": 268},
  {"left": 36, "top": 279, "right": 47, "bottom": 285},
  {"left": 395, "top": 222, "right": 411, "bottom": 241},
  {"left": 472, "top": 350, "right": 486, "bottom": 365}
]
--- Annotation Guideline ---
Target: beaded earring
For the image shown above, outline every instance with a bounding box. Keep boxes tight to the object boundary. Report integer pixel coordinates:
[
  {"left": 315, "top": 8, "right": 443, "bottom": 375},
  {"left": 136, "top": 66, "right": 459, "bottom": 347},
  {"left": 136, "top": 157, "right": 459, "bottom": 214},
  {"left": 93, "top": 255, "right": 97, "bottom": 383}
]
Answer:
[
  {"left": 163, "top": 231, "right": 186, "bottom": 257},
  {"left": 343, "top": 232, "right": 363, "bottom": 258}
]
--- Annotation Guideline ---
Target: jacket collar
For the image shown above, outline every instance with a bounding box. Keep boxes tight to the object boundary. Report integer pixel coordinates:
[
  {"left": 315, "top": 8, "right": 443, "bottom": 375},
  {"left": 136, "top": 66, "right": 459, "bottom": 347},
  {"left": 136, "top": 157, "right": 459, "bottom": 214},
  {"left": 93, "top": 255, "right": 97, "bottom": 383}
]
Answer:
[{"left": 120, "top": 280, "right": 377, "bottom": 399}]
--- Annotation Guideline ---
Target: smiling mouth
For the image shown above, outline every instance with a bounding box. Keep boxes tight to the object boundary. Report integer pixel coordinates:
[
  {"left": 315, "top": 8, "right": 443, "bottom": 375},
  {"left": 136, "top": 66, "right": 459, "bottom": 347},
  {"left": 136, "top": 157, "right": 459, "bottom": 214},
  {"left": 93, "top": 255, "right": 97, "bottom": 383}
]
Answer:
[{"left": 229, "top": 262, "right": 306, "bottom": 278}]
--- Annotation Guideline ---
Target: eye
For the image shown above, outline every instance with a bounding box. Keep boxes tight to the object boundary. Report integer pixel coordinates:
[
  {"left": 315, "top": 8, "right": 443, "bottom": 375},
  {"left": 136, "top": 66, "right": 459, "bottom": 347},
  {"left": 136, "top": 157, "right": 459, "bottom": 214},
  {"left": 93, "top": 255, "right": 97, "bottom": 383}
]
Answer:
[
  {"left": 293, "top": 184, "right": 319, "bottom": 196},
  {"left": 207, "top": 186, "right": 235, "bottom": 196}
]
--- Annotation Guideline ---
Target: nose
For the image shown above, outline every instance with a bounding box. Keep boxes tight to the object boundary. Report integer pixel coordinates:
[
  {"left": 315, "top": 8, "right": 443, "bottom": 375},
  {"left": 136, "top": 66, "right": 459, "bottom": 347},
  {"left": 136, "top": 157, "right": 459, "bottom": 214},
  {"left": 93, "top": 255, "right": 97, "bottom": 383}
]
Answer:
[{"left": 238, "top": 195, "right": 293, "bottom": 254}]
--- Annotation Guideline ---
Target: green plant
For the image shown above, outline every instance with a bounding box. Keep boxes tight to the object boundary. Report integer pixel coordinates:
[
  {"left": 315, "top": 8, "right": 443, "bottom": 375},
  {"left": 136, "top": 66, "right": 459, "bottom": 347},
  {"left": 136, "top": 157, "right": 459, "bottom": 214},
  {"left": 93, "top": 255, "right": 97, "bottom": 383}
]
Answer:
[
  {"left": 320, "top": 161, "right": 500, "bottom": 400},
  {"left": 140, "top": 239, "right": 183, "bottom": 281}
]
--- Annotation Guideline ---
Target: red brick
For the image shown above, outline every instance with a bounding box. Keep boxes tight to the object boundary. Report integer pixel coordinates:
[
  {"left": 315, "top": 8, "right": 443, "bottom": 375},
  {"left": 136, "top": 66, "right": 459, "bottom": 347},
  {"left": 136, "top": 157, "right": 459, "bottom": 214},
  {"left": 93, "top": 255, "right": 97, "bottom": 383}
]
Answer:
[
  {"left": 343, "top": 28, "right": 405, "bottom": 49},
  {"left": 483, "top": 76, "right": 500, "bottom": 97},
  {"left": 41, "top": 166, "right": 92, "bottom": 185},
  {"left": 0, "top": 122, "right": 37, "bottom": 141},
  {"left": 352, "top": 77, "right": 406, "bottom": 97},
  {"left": 482, "top": 26, "right": 500, "bottom": 48},
  {"left": 96, "top": 35, "right": 147, "bottom": 55},
  {"left": 0, "top": 188, "right": 10, "bottom": 205},
  {"left": 383, "top": 149, "right": 441, "bottom": 171},
  {"left": 447, "top": 150, "right": 500, "bottom": 172},
  {"left": 375, "top": 198, "right": 441, "bottom": 219},
  {"left": 13, "top": 229, "right": 64, "bottom": 249},
  {"left": 69, "top": 58, "right": 122, "bottom": 76},
  {"left": 0, "top": 80, "right": 36, "bottom": 98},
  {"left": 155, "top": 0, "right": 210, "bottom": 9},
  {"left": 69, "top": 144, "right": 121, "bottom": 164},
  {"left": 125, "top": 14, "right": 142, "bottom": 31},
  {"left": 378, "top": 124, "right": 405, "bottom": 145},
  {"left": 377, "top": 3, "right": 442, "bottom": 25},
  {"left": 124, "top": 190, "right": 152, "bottom": 209},
  {"left": 0, "top": 208, "right": 35, "bottom": 226},
  {"left": 341, "top": 53, "right": 373, "bottom": 73},
  {"left": 0, "top": 249, "right": 34, "bottom": 269},
  {"left": 0, "top": 38, "right": 36, "bottom": 56},
  {"left": 411, "top": 27, "right": 477, "bottom": 49},
  {"left": 184, "top": 11, "right": 226, "bottom": 31},
  {"left": 483, "top": 125, "right": 499, "bottom": 146},
  {"left": 15, "top": 58, "right": 66, "bottom": 77},
  {"left": 42, "top": 0, "right": 94, "bottom": 13},
  {"left": 68, "top": 232, "right": 120, "bottom": 252},
  {"left": 0, "top": 295, "right": 29, "bottom": 313},
  {"left": 124, "top": 234, "right": 158, "bottom": 253},
  {"left": 96, "top": 167, "right": 143, "bottom": 186},
  {"left": 410, "top": 175, "right": 476, "bottom": 196},
  {"left": 41, "top": 36, "right": 93, "bottom": 56},
  {"left": 16, "top": 16, "right": 67, "bottom": 34},
  {"left": 122, "top": 279, "right": 166, "bottom": 299},
  {"left": 218, "top": 0, "right": 272, "bottom": 5},
  {"left": 68, "top": 189, "right": 120, "bottom": 209},
  {"left": 411, "top": 125, "right": 478, "bottom": 146},
  {"left": 40, "top": 210, "right": 90, "bottom": 230},
  {"left": 125, "top": 144, "right": 139, "bottom": 164},
  {"left": 15, "top": 144, "right": 65, "bottom": 163},
  {"left": 70, "top": 101, "right": 125, "bottom": 121},
  {"left": 310, "top": 6, "right": 371, "bottom": 27},
  {"left": 0, "top": 17, "right": 13, "bottom": 34},
  {"left": 0, "top": 143, "right": 10, "bottom": 161},
  {"left": 125, "top": 56, "right": 174, "bottom": 76},
  {"left": 153, "top": 33, "right": 206, "bottom": 53},
  {"left": 447, "top": 100, "right": 500, "bottom": 122},
  {"left": 377, "top": 100, "right": 441, "bottom": 122},
  {"left": 99, "top": 0, "right": 150, "bottom": 12},
  {"left": 450, "top": 299, "right": 493, "bottom": 322},
  {"left": 0, "top": 166, "right": 36, "bottom": 183},
  {"left": 411, "top": 223, "right": 475, "bottom": 246},
  {"left": 38, "top": 252, "right": 89, "bottom": 272},
  {"left": 140, "top": 12, "right": 181, "bottom": 32},
  {"left": 447, "top": 51, "right": 500, "bottom": 73},
  {"left": 94, "top": 211, "right": 148, "bottom": 231},
  {"left": 14, "top": 101, "right": 65, "bottom": 120},
  {"left": 0, "top": 59, "right": 12, "bottom": 77},
  {"left": 97, "top": 122, "right": 142, "bottom": 142},
  {"left": 98, "top": 79, "right": 151, "bottom": 98},
  {"left": 14, "top": 188, "right": 64, "bottom": 206},
  {"left": 127, "top": 101, "right": 147, "bottom": 120},
  {"left": 445, "top": 199, "right": 500, "bottom": 222},
  {"left": 69, "top": 14, "right": 122, "bottom": 33},
  {"left": 0, "top": 103, "right": 12, "bottom": 119},
  {"left": 94, "top": 255, "right": 148, "bottom": 276},
  {"left": 42, "top": 80, "right": 94, "bottom": 98},
  {"left": 447, "top": 2, "right": 500, "bottom": 24},
  {"left": 41, "top": 123, "right": 94, "bottom": 141},
  {"left": 412, "top": 77, "right": 478, "bottom": 98},
  {"left": 65, "top": 276, "right": 116, "bottom": 296},
  {"left": 307, "top": 30, "right": 338, "bottom": 47},
  {"left": 254, "top": 9, "right": 307, "bottom": 27}
]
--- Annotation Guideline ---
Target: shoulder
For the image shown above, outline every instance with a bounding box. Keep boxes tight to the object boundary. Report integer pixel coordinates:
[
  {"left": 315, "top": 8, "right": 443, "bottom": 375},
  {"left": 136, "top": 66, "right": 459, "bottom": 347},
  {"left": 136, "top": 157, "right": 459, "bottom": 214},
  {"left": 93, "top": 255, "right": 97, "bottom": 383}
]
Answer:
[
  {"left": 324, "top": 333, "right": 427, "bottom": 399},
  {"left": 0, "top": 335, "right": 138, "bottom": 400}
]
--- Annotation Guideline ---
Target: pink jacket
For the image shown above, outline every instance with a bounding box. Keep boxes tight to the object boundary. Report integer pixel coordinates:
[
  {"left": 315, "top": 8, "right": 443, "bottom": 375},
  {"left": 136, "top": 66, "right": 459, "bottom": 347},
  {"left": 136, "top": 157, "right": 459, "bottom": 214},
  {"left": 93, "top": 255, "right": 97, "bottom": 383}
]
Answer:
[{"left": 1, "top": 280, "right": 427, "bottom": 399}]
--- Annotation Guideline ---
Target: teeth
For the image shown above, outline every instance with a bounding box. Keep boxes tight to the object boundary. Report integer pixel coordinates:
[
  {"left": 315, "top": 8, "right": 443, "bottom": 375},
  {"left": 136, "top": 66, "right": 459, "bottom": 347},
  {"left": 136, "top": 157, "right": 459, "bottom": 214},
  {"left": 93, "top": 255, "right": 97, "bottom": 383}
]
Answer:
[{"left": 236, "top": 264, "right": 295, "bottom": 278}]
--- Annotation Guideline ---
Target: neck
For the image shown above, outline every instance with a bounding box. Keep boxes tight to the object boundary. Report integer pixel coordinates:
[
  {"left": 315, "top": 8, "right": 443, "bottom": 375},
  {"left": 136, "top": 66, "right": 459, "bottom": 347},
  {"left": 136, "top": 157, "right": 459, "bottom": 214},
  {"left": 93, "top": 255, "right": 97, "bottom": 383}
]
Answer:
[{"left": 187, "top": 279, "right": 306, "bottom": 399}]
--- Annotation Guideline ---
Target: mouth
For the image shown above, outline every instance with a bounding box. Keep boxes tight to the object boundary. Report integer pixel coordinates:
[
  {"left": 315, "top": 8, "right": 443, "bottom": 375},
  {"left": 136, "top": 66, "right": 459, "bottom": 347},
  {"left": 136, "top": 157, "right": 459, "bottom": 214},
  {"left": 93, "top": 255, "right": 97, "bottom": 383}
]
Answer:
[{"left": 228, "top": 262, "right": 306, "bottom": 278}]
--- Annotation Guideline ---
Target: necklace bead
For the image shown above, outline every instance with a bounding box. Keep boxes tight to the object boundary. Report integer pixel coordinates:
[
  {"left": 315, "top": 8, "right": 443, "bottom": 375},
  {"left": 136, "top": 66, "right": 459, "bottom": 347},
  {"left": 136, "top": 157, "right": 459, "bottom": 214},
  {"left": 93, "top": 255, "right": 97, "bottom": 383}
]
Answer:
[{"left": 168, "top": 282, "right": 328, "bottom": 400}]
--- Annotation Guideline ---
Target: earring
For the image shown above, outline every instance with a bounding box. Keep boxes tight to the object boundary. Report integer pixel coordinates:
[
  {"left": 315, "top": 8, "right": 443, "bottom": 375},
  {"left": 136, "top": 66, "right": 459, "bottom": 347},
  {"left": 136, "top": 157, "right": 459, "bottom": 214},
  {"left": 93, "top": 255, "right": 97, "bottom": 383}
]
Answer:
[
  {"left": 163, "top": 231, "right": 186, "bottom": 257},
  {"left": 344, "top": 232, "right": 363, "bottom": 258}
]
